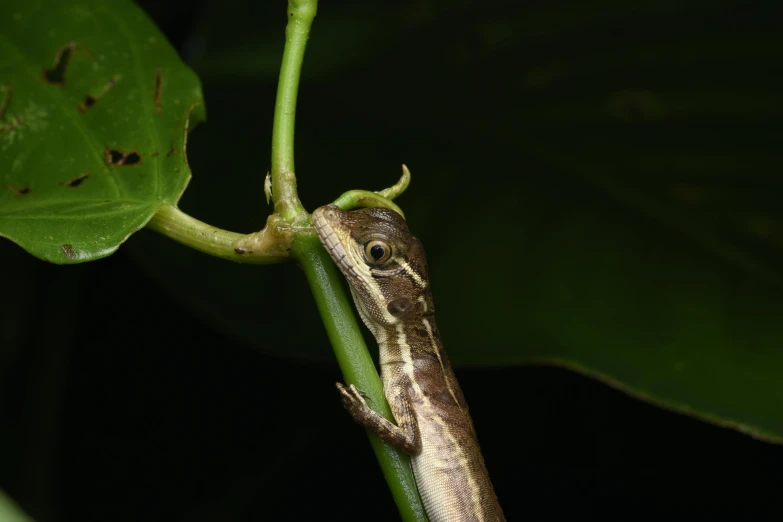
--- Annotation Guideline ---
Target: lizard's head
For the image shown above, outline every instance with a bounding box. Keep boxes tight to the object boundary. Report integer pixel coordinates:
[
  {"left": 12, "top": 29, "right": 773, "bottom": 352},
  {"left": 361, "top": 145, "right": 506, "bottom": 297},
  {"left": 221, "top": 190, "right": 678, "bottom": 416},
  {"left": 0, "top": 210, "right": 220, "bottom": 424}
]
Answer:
[{"left": 312, "top": 204, "right": 431, "bottom": 328}]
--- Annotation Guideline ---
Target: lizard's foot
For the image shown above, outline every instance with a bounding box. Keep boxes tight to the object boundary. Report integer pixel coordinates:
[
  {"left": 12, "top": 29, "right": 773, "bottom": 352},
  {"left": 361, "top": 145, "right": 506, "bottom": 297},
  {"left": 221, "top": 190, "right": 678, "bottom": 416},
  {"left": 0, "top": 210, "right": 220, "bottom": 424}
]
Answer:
[{"left": 335, "top": 383, "right": 375, "bottom": 425}]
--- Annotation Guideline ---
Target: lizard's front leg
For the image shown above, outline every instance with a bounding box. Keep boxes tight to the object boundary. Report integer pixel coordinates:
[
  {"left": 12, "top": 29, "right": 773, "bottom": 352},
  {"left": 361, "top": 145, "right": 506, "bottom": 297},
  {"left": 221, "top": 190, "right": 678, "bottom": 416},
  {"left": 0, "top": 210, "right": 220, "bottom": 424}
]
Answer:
[{"left": 335, "top": 382, "right": 421, "bottom": 456}]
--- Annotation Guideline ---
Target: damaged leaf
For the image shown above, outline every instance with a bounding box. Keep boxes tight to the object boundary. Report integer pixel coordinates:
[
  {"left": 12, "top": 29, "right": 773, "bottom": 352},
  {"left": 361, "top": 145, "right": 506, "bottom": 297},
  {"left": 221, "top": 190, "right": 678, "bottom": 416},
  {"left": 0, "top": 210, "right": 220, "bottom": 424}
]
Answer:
[{"left": 0, "top": 0, "right": 205, "bottom": 263}]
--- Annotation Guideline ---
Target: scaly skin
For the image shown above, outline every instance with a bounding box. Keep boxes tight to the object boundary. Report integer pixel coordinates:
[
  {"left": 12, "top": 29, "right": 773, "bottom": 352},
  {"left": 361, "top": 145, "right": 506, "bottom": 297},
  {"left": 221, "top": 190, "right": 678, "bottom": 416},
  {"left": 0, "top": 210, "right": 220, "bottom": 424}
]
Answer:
[{"left": 313, "top": 204, "right": 505, "bottom": 522}]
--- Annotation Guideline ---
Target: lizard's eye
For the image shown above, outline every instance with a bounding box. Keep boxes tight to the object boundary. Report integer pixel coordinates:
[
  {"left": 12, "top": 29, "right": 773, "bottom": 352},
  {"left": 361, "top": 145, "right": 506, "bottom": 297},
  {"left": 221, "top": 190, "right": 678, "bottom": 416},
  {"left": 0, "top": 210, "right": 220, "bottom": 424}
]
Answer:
[{"left": 364, "top": 240, "right": 392, "bottom": 264}]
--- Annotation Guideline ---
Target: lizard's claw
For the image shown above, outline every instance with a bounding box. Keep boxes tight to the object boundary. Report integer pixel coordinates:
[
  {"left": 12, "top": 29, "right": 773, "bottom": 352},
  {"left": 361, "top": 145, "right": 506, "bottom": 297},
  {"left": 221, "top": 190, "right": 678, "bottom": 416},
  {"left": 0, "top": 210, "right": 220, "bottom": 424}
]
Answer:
[{"left": 335, "top": 382, "right": 372, "bottom": 421}]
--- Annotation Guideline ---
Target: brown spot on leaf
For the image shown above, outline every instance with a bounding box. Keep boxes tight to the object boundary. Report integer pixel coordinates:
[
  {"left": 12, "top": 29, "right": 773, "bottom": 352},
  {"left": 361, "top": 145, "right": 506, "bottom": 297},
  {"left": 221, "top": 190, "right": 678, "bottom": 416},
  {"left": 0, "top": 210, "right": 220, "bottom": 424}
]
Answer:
[
  {"left": 105, "top": 147, "right": 142, "bottom": 167},
  {"left": 43, "top": 42, "right": 76, "bottom": 85},
  {"left": 61, "top": 244, "right": 77, "bottom": 259},
  {"left": 0, "top": 84, "right": 12, "bottom": 121},
  {"left": 154, "top": 66, "right": 163, "bottom": 114},
  {"left": 63, "top": 170, "right": 91, "bottom": 187},
  {"left": 7, "top": 183, "right": 30, "bottom": 195},
  {"left": 234, "top": 247, "right": 246, "bottom": 255},
  {"left": 151, "top": 151, "right": 159, "bottom": 157},
  {"left": 166, "top": 147, "right": 177, "bottom": 157},
  {"left": 77, "top": 76, "right": 118, "bottom": 113}
]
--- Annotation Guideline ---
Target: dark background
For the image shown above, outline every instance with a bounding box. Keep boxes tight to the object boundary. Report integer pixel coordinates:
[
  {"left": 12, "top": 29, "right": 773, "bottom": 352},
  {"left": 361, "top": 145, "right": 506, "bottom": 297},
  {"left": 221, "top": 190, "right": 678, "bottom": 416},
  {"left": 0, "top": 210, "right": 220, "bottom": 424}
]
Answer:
[{"left": 2, "top": 0, "right": 782, "bottom": 520}]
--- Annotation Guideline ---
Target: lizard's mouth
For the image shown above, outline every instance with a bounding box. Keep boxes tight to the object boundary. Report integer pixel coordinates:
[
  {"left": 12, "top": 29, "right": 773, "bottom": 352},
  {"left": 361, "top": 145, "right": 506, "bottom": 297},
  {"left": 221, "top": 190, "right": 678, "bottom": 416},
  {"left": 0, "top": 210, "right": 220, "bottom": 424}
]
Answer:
[{"left": 312, "top": 206, "right": 360, "bottom": 280}]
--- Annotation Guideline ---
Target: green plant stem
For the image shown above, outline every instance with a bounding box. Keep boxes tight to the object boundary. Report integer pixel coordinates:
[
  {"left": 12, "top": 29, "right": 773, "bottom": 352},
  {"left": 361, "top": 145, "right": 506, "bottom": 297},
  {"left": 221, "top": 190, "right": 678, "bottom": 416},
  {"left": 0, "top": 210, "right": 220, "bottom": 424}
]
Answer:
[
  {"left": 270, "top": 1, "right": 426, "bottom": 518},
  {"left": 375, "top": 164, "right": 412, "bottom": 200},
  {"left": 331, "top": 166, "right": 412, "bottom": 217},
  {"left": 270, "top": 0, "right": 315, "bottom": 221},
  {"left": 332, "top": 190, "right": 406, "bottom": 218},
  {"left": 292, "top": 232, "right": 428, "bottom": 522},
  {"left": 147, "top": 203, "right": 288, "bottom": 264}
]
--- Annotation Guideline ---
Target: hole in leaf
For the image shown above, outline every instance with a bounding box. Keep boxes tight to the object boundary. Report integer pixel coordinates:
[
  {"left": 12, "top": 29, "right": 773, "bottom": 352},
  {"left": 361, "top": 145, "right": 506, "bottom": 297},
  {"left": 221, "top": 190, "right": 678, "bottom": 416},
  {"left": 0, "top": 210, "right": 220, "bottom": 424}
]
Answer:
[
  {"left": 105, "top": 147, "right": 142, "bottom": 167},
  {"left": 61, "top": 244, "right": 77, "bottom": 259},
  {"left": 6, "top": 184, "right": 30, "bottom": 195},
  {"left": 124, "top": 152, "right": 141, "bottom": 165},
  {"left": 77, "top": 76, "right": 119, "bottom": 113},
  {"left": 107, "top": 148, "right": 123, "bottom": 164},
  {"left": 78, "top": 95, "right": 97, "bottom": 112},
  {"left": 63, "top": 170, "right": 91, "bottom": 187},
  {"left": 154, "top": 66, "right": 163, "bottom": 114},
  {"left": 43, "top": 42, "right": 76, "bottom": 86}
]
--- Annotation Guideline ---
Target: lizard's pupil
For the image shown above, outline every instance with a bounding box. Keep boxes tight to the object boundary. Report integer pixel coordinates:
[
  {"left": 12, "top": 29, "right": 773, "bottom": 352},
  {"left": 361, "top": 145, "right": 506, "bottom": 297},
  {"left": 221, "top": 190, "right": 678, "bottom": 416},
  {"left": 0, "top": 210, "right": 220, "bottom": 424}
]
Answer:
[
  {"left": 370, "top": 244, "right": 386, "bottom": 260},
  {"left": 365, "top": 240, "right": 391, "bottom": 263}
]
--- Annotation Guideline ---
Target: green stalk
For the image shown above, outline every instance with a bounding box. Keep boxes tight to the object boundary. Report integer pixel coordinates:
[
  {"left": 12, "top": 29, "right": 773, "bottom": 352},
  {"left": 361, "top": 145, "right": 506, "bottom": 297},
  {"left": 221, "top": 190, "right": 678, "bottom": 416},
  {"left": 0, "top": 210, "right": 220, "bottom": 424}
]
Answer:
[
  {"left": 147, "top": 203, "right": 289, "bottom": 264},
  {"left": 270, "top": 0, "right": 312, "bottom": 222},
  {"left": 292, "top": 232, "right": 428, "bottom": 522},
  {"left": 270, "top": 3, "right": 427, "bottom": 517},
  {"left": 150, "top": 0, "right": 428, "bottom": 516}
]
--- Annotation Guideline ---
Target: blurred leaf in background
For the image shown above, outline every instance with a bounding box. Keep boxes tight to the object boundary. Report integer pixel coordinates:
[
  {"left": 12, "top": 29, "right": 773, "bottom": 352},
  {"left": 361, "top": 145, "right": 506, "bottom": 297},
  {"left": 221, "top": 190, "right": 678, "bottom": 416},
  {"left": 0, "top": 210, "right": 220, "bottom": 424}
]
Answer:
[{"left": 0, "top": 490, "right": 34, "bottom": 522}]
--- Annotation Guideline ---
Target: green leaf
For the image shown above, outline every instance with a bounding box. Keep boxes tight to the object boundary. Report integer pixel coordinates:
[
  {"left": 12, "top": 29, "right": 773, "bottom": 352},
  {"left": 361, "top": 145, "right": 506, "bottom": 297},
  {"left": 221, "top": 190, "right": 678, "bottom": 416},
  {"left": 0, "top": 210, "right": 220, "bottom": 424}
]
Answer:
[{"left": 0, "top": 0, "right": 204, "bottom": 264}]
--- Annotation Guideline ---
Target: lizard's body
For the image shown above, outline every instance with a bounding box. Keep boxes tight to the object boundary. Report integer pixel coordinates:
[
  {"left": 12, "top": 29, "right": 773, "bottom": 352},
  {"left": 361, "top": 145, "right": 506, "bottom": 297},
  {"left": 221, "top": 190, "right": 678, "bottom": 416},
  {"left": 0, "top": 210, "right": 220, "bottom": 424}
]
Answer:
[{"left": 313, "top": 205, "right": 505, "bottom": 522}]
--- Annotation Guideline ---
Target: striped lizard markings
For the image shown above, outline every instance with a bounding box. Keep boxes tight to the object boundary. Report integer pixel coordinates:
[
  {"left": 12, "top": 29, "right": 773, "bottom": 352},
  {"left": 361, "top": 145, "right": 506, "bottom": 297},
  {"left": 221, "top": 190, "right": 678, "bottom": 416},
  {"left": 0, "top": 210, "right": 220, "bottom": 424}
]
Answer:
[{"left": 312, "top": 204, "right": 505, "bottom": 522}]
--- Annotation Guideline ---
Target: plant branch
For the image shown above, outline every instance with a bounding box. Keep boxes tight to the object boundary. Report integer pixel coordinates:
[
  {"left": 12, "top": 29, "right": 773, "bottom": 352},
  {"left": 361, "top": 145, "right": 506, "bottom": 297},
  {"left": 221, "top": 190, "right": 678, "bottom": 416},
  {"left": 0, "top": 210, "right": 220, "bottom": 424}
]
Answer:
[
  {"left": 375, "top": 164, "right": 411, "bottom": 200},
  {"left": 331, "top": 165, "right": 412, "bottom": 218},
  {"left": 292, "top": 232, "right": 428, "bottom": 522},
  {"left": 271, "top": 2, "right": 426, "bottom": 518},
  {"left": 270, "top": 0, "right": 316, "bottom": 222},
  {"left": 331, "top": 191, "right": 406, "bottom": 218},
  {"left": 147, "top": 203, "right": 289, "bottom": 264}
]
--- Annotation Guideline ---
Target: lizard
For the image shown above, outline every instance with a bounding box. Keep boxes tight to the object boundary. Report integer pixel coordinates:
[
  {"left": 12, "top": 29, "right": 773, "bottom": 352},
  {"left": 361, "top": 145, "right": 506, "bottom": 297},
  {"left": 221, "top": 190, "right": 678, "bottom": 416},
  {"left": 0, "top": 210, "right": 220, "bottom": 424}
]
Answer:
[{"left": 312, "top": 204, "right": 505, "bottom": 522}]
